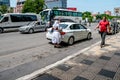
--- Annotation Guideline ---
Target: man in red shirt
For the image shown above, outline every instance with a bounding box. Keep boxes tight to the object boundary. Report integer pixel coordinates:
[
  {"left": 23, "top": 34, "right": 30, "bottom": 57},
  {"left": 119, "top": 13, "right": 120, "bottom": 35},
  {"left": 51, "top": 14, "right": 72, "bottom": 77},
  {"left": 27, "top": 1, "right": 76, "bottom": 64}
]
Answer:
[{"left": 95, "top": 16, "right": 110, "bottom": 48}]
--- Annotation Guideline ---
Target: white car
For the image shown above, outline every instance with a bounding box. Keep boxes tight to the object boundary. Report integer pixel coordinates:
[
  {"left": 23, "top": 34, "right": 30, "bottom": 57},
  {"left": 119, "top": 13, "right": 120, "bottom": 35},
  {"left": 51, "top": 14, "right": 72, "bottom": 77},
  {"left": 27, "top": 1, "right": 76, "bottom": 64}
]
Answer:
[{"left": 46, "top": 22, "right": 92, "bottom": 45}]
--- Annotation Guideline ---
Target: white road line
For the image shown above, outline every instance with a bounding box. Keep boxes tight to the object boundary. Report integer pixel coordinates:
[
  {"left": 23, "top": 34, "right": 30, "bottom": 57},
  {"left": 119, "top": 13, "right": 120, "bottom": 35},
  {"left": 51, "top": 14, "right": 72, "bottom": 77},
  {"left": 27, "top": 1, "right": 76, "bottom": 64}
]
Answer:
[{"left": 16, "top": 41, "right": 101, "bottom": 80}]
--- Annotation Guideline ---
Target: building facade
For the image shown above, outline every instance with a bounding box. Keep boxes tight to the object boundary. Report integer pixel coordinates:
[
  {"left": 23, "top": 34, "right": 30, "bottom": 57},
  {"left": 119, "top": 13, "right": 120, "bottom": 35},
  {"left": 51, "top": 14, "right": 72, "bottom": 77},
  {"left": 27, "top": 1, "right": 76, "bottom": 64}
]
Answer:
[
  {"left": 104, "top": 10, "right": 111, "bottom": 16},
  {"left": 14, "top": 0, "right": 67, "bottom": 13},
  {"left": 45, "top": 0, "right": 67, "bottom": 9},
  {"left": 0, "top": 0, "right": 10, "bottom": 6},
  {"left": 114, "top": 7, "right": 120, "bottom": 16},
  {"left": 14, "top": 0, "right": 25, "bottom": 13}
]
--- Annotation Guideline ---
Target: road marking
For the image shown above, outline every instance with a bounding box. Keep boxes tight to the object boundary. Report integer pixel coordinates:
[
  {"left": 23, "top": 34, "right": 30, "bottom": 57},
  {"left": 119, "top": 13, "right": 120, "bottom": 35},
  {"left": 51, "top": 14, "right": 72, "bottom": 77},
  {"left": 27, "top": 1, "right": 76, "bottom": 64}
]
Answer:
[
  {"left": 16, "top": 40, "right": 101, "bottom": 80},
  {"left": 16, "top": 33, "right": 118, "bottom": 80}
]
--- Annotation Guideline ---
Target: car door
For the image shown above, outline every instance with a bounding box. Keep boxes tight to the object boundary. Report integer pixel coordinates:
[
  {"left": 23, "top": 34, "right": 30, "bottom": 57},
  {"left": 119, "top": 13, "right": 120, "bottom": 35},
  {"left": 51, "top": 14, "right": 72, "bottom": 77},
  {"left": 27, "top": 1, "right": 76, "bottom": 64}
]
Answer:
[
  {"left": 79, "top": 24, "right": 88, "bottom": 39},
  {"left": 70, "top": 24, "right": 82, "bottom": 41},
  {"left": 34, "top": 22, "right": 41, "bottom": 31}
]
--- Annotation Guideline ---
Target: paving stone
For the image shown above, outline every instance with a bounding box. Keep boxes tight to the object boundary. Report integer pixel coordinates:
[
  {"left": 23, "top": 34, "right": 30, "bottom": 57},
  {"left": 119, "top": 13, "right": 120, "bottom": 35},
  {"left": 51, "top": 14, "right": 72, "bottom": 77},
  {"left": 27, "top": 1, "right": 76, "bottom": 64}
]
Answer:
[
  {"left": 73, "top": 76, "right": 88, "bottom": 80},
  {"left": 94, "top": 75, "right": 112, "bottom": 80},
  {"left": 99, "top": 56, "right": 111, "bottom": 60},
  {"left": 91, "top": 62, "right": 104, "bottom": 68},
  {"left": 47, "top": 68, "right": 64, "bottom": 77},
  {"left": 85, "top": 56, "right": 98, "bottom": 61},
  {"left": 101, "top": 47, "right": 110, "bottom": 50},
  {"left": 87, "top": 65, "right": 102, "bottom": 74},
  {"left": 113, "top": 71, "right": 120, "bottom": 80},
  {"left": 34, "top": 73, "right": 61, "bottom": 80},
  {"left": 98, "top": 69, "right": 116, "bottom": 79},
  {"left": 114, "top": 52, "right": 120, "bottom": 56},
  {"left": 56, "top": 64, "right": 72, "bottom": 72},
  {"left": 80, "top": 71, "right": 96, "bottom": 80},
  {"left": 66, "top": 66, "right": 83, "bottom": 75},
  {"left": 103, "top": 62, "right": 119, "bottom": 72},
  {"left": 95, "top": 59, "right": 108, "bottom": 65},
  {"left": 119, "top": 64, "right": 120, "bottom": 68},
  {"left": 111, "top": 46, "right": 119, "bottom": 48},
  {"left": 60, "top": 72, "right": 76, "bottom": 80},
  {"left": 80, "top": 59, "right": 94, "bottom": 65}
]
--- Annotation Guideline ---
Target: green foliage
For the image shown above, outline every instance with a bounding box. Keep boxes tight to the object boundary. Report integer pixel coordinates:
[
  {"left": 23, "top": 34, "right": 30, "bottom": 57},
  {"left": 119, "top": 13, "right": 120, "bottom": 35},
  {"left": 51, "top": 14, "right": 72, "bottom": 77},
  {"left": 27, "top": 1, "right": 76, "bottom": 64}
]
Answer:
[
  {"left": 22, "top": 0, "right": 45, "bottom": 14},
  {"left": 53, "top": 7, "right": 59, "bottom": 9},
  {"left": 0, "top": 5, "right": 8, "bottom": 14},
  {"left": 82, "top": 11, "right": 93, "bottom": 22},
  {"left": 96, "top": 14, "right": 115, "bottom": 21}
]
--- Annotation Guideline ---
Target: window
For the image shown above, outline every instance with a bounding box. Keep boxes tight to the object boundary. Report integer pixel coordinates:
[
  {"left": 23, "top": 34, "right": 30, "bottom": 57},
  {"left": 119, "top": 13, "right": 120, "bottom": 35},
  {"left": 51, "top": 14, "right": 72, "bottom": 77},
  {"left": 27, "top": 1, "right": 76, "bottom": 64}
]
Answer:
[
  {"left": 70, "top": 24, "right": 80, "bottom": 29},
  {"left": 68, "top": 11, "right": 72, "bottom": 16},
  {"left": 73, "top": 12, "right": 77, "bottom": 16},
  {"left": 59, "top": 24, "right": 68, "bottom": 29},
  {"left": 1, "top": 17, "right": 8, "bottom": 22},
  {"left": 10, "top": 14, "right": 37, "bottom": 22},
  {"left": 79, "top": 24, "right": 87, "bottom": 29}
]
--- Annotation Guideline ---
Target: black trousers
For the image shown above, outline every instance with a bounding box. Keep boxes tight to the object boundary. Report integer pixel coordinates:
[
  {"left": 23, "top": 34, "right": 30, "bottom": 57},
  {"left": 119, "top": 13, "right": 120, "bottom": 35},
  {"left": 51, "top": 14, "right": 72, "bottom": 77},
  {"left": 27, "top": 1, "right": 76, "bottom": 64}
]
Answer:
[{"left": 100, "top": 32, "right": 107, "bottom": 45}]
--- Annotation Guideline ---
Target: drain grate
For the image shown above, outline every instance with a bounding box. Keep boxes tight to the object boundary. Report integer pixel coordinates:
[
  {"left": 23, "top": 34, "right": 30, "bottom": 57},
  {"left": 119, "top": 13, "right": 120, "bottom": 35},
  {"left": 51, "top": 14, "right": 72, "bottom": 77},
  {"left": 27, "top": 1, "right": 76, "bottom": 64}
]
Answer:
[
  {"left": 98, "top": 69, "right": 116, "bottom": 79},
  {"left": 33, "top": 74, "right": 61, "bottom": 80},
  {"left": 56, "top": 64, "right": 72, "bottom": 71}
]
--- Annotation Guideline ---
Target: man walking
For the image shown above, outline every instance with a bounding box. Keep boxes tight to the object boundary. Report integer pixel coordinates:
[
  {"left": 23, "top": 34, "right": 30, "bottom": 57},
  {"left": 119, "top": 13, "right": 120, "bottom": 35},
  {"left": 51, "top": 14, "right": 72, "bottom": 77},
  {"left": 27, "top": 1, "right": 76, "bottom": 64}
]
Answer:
[{"left": 95, "top": 16, "right": 110, "bottom": 48}]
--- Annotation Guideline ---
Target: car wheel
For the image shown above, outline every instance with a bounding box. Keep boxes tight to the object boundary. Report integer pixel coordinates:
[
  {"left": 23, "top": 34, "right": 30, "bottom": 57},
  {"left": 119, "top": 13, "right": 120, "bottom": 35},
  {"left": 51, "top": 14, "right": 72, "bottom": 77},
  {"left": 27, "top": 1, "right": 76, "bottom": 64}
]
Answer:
[
  {"left": 87, "top": 33, "right": 91, "bottom": 39},
  {"left": 68, "top": 37, "right": 74, "bottom": 45},
  {"left": 29, "top": 29, "right": 34, "bottom": 34},
  {"left": 0, "top": 28, "right": 3, "bottom": 33}
]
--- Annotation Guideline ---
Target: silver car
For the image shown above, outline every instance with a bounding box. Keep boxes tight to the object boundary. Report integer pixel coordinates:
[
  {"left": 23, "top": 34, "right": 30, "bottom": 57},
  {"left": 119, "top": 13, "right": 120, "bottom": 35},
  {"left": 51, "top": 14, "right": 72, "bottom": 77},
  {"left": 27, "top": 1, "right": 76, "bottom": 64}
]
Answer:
[
  {"left": 19, "top": 21, "right": 47, "bottom": 33},
  {"left": 46, "top": 22, "right": 92, "bottom": 45}
]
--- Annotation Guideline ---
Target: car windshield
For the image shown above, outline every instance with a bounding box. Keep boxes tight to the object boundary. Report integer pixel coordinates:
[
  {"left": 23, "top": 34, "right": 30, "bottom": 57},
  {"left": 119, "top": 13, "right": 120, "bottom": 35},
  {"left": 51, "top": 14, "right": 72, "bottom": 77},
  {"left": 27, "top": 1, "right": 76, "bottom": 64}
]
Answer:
[
  {"left": 59, "top": 24, "right": 68, "bottom": 29},
  {"left": 27, "top": 21, "right": 35, "bottom": 26},
  {"left": 0, "top": 15, "right": 3, "bottom": 20}
]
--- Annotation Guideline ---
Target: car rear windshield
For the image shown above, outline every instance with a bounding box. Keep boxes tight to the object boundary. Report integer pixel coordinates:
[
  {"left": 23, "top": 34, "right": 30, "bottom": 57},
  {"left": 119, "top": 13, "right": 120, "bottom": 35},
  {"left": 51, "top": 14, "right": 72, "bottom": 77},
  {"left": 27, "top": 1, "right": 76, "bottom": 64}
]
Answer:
[{"left": 59, "top": 24, "right": 68, "bottom": 29}]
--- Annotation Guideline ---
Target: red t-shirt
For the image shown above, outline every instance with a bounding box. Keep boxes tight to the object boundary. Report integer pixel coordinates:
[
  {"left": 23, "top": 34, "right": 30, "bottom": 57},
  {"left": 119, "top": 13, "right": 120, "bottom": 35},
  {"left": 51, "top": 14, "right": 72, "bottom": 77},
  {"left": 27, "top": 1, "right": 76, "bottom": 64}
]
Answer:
[{"left": 99, "top": 20, "right": 109, "bottom": 32}]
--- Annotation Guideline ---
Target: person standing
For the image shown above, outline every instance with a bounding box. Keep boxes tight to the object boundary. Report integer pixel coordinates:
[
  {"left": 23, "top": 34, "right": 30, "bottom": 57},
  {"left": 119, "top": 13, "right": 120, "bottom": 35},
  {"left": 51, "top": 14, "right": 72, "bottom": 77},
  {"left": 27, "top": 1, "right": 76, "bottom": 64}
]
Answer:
[
  {"left": 52, "top": 20, "right": 62, "bottom": 48},
  {"left": 95, "top": 16, "right": 110, "bottom": 48},
  {"left": 111, "top": 19, "right": 119, "bottom": 34}
]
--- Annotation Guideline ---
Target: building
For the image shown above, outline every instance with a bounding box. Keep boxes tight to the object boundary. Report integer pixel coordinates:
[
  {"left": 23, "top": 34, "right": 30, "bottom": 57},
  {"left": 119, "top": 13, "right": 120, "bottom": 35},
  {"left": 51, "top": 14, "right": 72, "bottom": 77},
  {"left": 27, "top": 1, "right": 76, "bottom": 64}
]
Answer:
[
  {"left": 104, "top": 10, "right": 111, "bottom": 16},
  {"left": 0, "top": 0, "right": 10, "bottom": 6},
  {"left": 14, "top": 0, "right": 67, "bottom": 13},
  {"left": 14, "top": 0, "right": 25, "bottom": 13},
  {"left": 114, "top": 7, "right": 120, "bottom": 16},
  {"left": 45, "top": 0, "right": 67, "bottom": 9}
]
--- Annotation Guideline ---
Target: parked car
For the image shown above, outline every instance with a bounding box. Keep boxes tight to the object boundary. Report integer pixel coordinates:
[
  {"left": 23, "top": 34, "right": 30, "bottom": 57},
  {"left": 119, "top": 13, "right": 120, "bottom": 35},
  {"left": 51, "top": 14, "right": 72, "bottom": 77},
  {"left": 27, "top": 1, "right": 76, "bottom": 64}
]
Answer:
[
  {"left": 46, "top": 22, "right": 92, "bottom": 45},
  {"left": 109, "top": 21, "right": 120, "bottom": 34},
  {"left": 19, "top": 21, "right": 47, "bottom": 33}
]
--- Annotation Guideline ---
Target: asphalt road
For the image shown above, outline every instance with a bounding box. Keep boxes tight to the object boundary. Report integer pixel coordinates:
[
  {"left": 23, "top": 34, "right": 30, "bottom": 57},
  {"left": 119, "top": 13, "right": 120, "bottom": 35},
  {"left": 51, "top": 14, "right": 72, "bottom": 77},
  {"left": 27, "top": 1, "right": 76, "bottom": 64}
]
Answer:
[{"left": 0, "top": 23, "right": 105, "bottom": 80}]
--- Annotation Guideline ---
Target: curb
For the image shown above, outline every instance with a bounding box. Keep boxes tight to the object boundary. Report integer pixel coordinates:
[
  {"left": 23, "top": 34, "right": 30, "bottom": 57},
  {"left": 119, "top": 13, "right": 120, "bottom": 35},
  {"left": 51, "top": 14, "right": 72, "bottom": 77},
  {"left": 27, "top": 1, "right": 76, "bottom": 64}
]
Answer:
[{"left": 16, "top": 33, "right": 120, "bottom": 80}]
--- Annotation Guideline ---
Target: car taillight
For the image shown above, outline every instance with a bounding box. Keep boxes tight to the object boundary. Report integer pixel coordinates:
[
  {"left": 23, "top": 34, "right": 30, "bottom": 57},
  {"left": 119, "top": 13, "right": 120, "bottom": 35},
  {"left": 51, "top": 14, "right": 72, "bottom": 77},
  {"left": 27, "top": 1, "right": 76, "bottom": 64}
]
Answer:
[{"left": 60, "top": 32, "right": 66, "bottom": 35}]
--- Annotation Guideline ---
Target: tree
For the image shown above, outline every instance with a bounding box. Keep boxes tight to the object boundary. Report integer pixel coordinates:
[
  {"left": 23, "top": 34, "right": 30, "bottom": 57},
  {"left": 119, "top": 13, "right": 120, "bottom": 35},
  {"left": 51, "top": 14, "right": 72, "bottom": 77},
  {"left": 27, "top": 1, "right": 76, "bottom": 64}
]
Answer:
[
  {"left": 22, "top": 0, "right": 45, "bottom": 14},
  {"left": 0, "top": 5, "right": 8, "bottom": 14},
  {"left": 82, "top": 11, "right": 93, "bottom": 22}
]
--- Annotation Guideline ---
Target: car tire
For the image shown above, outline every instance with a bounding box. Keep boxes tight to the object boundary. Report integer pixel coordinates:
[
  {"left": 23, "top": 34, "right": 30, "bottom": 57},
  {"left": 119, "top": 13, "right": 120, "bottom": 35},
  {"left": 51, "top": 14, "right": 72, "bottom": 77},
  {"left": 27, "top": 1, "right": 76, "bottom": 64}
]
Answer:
[
  {"left": 68, "top": 37, "right": 74, "bottom": 45},
  {"left": 87, "top": 33, "right": 91, "bottom": 40},
  {"left": 29, "top": 29, "right": 34, "bottom": 34},
  {"left": 0, "top": 28, "right": 3, "bottom": 33}
]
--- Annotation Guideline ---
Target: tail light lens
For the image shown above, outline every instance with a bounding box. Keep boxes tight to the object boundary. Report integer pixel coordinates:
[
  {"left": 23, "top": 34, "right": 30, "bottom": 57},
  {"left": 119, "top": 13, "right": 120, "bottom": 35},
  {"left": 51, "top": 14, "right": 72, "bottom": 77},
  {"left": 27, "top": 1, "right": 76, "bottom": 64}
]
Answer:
[{"left": 60, "top": 32, "right": 66, "bottom": 35}]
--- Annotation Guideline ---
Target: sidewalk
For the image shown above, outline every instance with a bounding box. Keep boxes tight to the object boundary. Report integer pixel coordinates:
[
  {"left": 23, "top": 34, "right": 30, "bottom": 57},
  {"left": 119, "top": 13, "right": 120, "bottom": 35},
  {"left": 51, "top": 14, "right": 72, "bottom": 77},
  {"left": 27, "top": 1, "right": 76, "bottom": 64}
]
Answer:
[{"left": 34, "top": 33, "right": 120, "bottom": 80}]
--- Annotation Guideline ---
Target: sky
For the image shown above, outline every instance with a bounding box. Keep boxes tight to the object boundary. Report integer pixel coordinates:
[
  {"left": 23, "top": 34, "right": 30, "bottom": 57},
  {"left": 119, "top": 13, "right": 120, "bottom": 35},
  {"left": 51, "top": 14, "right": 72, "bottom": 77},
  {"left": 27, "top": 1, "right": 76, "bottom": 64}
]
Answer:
[{"left": 10, "top": 0, "right": 120, "bottom": 14}]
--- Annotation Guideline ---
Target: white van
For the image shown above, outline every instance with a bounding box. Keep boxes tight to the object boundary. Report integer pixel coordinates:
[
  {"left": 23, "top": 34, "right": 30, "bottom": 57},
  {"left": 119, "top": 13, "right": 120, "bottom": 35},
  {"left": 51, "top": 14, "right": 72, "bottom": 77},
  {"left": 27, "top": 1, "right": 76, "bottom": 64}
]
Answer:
[{"left": 0, "top": 13, "right": 41, "bottom": 33}]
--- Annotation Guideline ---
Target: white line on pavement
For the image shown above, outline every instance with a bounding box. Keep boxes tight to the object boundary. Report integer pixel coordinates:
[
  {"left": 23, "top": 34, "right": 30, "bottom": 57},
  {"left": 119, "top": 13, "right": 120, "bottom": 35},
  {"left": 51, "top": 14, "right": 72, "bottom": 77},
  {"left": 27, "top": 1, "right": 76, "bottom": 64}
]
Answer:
[{"left": 16, "top": 40, "right": 101, "bottom": 80}]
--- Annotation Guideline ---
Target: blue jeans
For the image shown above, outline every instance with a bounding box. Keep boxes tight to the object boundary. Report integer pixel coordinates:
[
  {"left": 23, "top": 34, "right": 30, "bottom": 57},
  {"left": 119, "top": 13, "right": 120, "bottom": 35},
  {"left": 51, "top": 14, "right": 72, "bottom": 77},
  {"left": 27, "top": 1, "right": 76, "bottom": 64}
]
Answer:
[{"left": 100, "top": 32, "right": 107, "bottom": 45}]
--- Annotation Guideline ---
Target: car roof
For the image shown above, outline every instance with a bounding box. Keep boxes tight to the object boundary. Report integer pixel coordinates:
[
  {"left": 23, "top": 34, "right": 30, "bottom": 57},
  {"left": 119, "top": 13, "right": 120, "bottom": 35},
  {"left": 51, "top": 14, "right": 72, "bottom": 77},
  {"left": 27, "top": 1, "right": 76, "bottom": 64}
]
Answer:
[{"left": 60, "top": 22, "right": 76, "bottom": 24}]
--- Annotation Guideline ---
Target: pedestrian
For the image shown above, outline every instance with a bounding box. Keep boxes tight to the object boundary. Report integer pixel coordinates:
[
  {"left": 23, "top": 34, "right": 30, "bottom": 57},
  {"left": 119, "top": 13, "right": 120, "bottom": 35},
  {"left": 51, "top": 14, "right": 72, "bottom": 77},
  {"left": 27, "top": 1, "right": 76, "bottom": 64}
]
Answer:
[
  {"left": 52, "top": 19, "right": 62, "bottom": 48},
  {"left": 95, "top": 16, "right": 110, "bottom": 48},
  {"left": 111, "top": 19, "right": 119, "bottom": 34}
]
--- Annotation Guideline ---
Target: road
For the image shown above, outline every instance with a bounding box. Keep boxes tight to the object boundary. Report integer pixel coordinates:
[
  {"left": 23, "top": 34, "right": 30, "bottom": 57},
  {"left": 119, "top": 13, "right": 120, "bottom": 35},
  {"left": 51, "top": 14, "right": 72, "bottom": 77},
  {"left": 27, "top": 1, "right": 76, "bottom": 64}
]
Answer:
[{"left": 0, "top": 23, "right": 105, "bottom": 80}]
